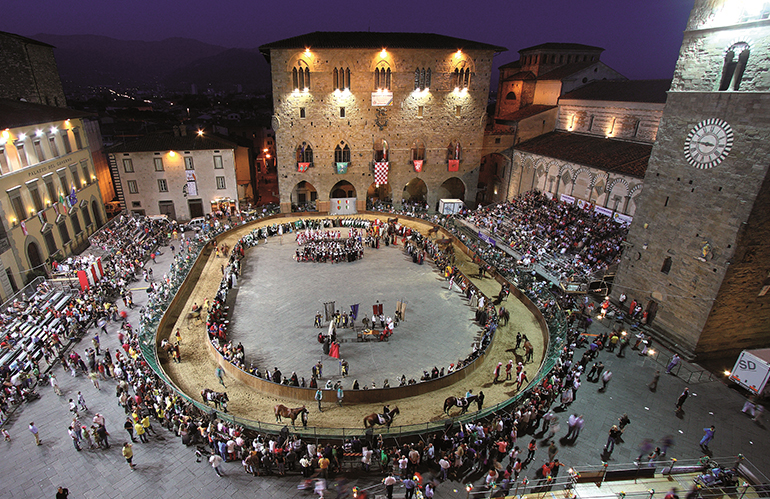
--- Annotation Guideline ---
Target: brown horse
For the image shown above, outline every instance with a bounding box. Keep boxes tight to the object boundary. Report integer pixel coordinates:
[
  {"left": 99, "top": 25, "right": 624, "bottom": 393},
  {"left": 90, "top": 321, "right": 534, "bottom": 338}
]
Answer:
[
  {"left": 363, "top": 406, "right": 399, "bottom": 428},
  {"left": 274, "top": 404, "right": 307, "bottom": 426},
  {"left": 443, "top": 396, "right": 471, "bottom": 415},
  {"left": 427, "top": 226, "right": 440, "bottom": 238}
]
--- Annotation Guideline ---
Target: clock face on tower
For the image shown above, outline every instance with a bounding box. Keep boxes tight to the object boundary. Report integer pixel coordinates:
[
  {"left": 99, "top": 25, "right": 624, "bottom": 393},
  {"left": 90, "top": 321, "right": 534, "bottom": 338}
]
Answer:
[{"left": 684, "top": 118, "right": 734, "bottom": 169}]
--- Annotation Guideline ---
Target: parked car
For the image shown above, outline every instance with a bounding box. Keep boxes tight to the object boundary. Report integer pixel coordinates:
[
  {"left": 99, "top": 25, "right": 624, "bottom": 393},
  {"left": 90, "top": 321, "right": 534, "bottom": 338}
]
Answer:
[
  {"left": 184, "top": 217, "right": 206, "bottom": 232},
  {"left": 105, "top": 201, "right": 122, "bottom": 217}
]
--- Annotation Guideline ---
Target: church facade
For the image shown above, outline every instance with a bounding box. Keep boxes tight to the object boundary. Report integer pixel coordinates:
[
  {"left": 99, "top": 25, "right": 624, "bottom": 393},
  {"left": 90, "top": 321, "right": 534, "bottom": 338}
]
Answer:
[{"left": 259, "top": 32, "right": 506, "bottom": 213}]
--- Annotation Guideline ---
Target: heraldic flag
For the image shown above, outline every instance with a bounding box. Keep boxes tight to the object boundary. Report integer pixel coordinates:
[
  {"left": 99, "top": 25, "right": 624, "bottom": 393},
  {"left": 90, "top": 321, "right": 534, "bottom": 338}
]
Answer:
[
  {"left": 374, "top": 161, "right": 389, "bottom": 185},
  {"left": 324, "top": 301, "right": 336, "bottom": 322},
  {"left": 350, "top": 303, "right": 359, "bottom": 320},
  {"left": 298, "top": 162, "right": 311, "bottom": 173},
  {"left": 413, "top": 160, "right": 423, "bottom": 173},
  {"left": 448, "top": 159, "right": 460, "bottom": 172}
]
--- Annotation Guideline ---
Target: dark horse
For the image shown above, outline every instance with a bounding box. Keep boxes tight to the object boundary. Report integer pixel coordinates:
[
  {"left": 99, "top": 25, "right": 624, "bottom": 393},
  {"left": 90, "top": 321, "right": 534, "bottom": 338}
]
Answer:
[
  {"left": 201, "top": 389, "right": 230, "bottom": 412},
  {"left": 274, "top": 404, "right": 308, "bottom": 426},
  {"left": 363, "top": 406, "right": 400, "bottom": 428},
  {"left": 443, "top": 392, "right": 485, "bottom": 415}
]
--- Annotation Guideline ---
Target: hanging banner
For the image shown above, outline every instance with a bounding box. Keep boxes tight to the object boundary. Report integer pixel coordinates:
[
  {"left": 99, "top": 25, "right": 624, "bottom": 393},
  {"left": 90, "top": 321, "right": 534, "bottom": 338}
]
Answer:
[
  {"left": 374, "top": 162, "right": 389, "bottom": 185},
  {"left": 594, "top": 205, "right": 614, "bottom": 218},
  {"left": 613, "top": 212, "right": 633, "bottom": 225},
  {"left": 447, "top": 159, "right": 460, "bottom": 172},
  {"left": 298, "top": 162, "right": 311, "bottom": 173},
  {"left": 77, "top": 269, "right": 90, "bottom": 290},
  {"left": 413, "top": 160, "right": 423, "bottom": 173},
  {"left": 20, "top": 221, "right": 28, "bottom": 236},
  {"left": 335, "top": 162, "right": 348, "bottom": 174},
  {"left": 350, "top": 303, "right": 359, "bottom": 320},
  {"left": 560, "top": 194, "right": 575, "bottom": 204},
  {"left": 186, "top": 181, "right": 198, "bottom": 197}
]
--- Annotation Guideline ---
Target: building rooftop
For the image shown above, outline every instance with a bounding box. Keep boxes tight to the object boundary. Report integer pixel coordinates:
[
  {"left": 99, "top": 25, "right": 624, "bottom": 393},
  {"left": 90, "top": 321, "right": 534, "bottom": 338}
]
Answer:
[
  {"left": 496, "top": 104, "right": 557, "bottom": 123},
  {"left": 560, "top": 79, "right": 672, "bottom": 104},
  {"left": 518, "top": 42, "right": 604, "bottom": 53},
  {"left": 259, "top": 32, "right": 507, "bottom": 60},
  {"left": 0, "top": 31, "right": 55, "bottom": 48},
  {"left": 106, "top": 131, "right": 238, "bottom": 153},
  {"left": 515, "top": 131, "right": 652, "bottom": 178},
  {"left": 537, "top": 61, "right": 606, "bottom": 81},
  {"left": 502, "top": 70, "right": 536, "bottom": 82},
  {"left": 0, "top": 98, "right": 92, "bottom": 129}
]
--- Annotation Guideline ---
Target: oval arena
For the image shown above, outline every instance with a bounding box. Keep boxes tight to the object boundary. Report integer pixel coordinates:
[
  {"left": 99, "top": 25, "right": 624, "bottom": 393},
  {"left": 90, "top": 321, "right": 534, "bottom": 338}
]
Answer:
[{"left": 157, "top": 214, "right": 550, "bottom": 432}]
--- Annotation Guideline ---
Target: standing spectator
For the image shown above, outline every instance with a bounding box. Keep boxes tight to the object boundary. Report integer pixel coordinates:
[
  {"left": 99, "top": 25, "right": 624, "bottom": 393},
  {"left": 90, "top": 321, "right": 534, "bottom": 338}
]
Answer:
[
  {"left": 675, "top": 387, "right": 690, "bottom": 412},
  {"left": 524, "top": 439, "right": 537, "bottom": 464},
  {"left": 382, "top": 473, "right": 397, "bottom": 499},
  {"left": 403, "top": 476, "right": 417, "bottom": 499},
  {"left": 547, "top": 442, "right": 559, "bottom": 462},
  {"left": 209, "top": 454, "right": 225, "bottom": 477},
  {"left": 122, "top": 442, "right": 136, "bottom": 469},
  {"left": 50, "top": 374, "right": 62, "bottom": 396},
  {"left": 124, "top": 417, "right": 137, "bottom": 442},
  {"left": 337, "top": 385, "right": 344, "bottom": 407},
  {"left": 439, "top": 455, "right": 451, "bottom": 480},
  {"left": 699, "top": 426, "right": 716, "bottom": 451},
  {"left": 666, "top": 354, "right": 681, "bottom": 374},
  {"left": 315, "top": 389, "right": 323, "bottom": 412},
  {"left": 68, "top": 426, "right": 81, "bottom": 452},
  {"left": 29, "top": 422, "right": 41, "bottom": 446},
  {"left": 77, "top": 391, "right": 88, "bottom": 412},
  {"left": 604, "top": 425, "right": 622, "bottom": 456},
  {"left": 215, "top": 366, "right": 226, "bottom": 387},
  {"left": 56, "top": 487, "right": 69, "bottom": 499}
]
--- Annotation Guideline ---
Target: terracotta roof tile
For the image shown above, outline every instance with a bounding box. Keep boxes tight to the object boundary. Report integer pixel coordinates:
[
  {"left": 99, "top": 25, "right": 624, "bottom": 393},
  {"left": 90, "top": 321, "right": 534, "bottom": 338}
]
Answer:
[
  {"left": 260, "top": 32, "right": 506, "bottom": 53},
  {"left": 497, "top": 104, "right": 557, "bottom": 123},
  {"left": 560, "top": 79, "right": 672, "bottom": 104},
  {"left": 106, "top": 132, "right": 238, "bottom": 153},
  {"left": 514, "top": 131, "right": 651, "bottom": 178}
]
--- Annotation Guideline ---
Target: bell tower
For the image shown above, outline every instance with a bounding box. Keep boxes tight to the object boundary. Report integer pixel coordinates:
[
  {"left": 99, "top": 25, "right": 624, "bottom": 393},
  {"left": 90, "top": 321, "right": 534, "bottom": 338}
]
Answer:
[{"left": 613, "top": 0, "right": 770, "bottom": 360}]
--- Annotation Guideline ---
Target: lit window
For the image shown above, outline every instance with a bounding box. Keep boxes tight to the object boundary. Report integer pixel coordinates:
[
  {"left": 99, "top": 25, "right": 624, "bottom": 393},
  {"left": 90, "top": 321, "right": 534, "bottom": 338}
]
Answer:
[
  {"left": 123, "top": 158, "right": 134, "bottom": 173},
  {"left": 333, "top": 67, "right": 351, "bottom": 91},
  {"left": 72, "top": 129, "right": 83, "bottom": 150},
  {"left": 334, "top": 142, "right": 351, "bottom": 163},
  {"left": 374, "top": 64, "right": 391, "bottom": 91},
  {"left": 154, "top": 158, "right": 164, "bottom": 171},
  {"left": 292, "top": 61, "right": 311, "bottom": 91},
  {"left": 213, "top": 155, "right": 223, "bottom": 169},
  {"left": 414, "top": 67, "right": 431, "bottom": 91},
  {"left": 454, "top": 66, "right": 471, "bottom": 89},
  {"left": 127, "top": 180, "right": 138, "bottom": 193},
  {"left": 216, "top": 176, "right": 226, "bottom": 189},
  {"left": 184, "top": 157, "right": 194, "bottom": 170}
]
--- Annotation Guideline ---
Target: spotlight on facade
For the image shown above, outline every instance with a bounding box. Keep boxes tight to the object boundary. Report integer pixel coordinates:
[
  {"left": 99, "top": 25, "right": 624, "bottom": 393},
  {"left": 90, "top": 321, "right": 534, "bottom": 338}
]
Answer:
[
  {"left": 50, "top": 126, "right": 58, "bottom": 134},
  {"left": 18, "top": 133, "right": 26, "bottom": 141},
  {"left": 380, "top": 49, "right": 387, "bottom": 58},
  {"left": 455, "top": 49, "right": 463, "bottom": 58},
  {"left": 36, "top": 129, "right": 43, "bottom": 137},
  {"left": 169, "top": 151, "right": 176, "bottom": 157},
  {"left": 197, "top": 129, "right": 204, "bottom": 136}
]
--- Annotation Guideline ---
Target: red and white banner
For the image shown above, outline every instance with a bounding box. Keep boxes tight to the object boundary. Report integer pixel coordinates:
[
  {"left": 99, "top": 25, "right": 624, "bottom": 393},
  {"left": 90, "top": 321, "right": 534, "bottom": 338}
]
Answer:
[
  {"left": 447, "top": 159, "right": 460, "bottom": 172},
  {"left": 374, "top": 161, "right": 389, "bottom": 185},
  {"left": 413, "top": 160, "right": 423, "bottom": 173},
  {"left": 20, "top": 221, "right": 27, "bottom": 236},
  {"left": 297, "top": 162, "right": 311, "bottom": 173},
  {"left": 77, "top": 270, "right": 90, "bottom": 290}
]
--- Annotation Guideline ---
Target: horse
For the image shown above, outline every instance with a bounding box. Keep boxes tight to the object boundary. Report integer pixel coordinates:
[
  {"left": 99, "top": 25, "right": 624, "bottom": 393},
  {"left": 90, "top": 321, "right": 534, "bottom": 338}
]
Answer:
[
  {"left": 201, "top": 389, "right": 229, "bottom": 412},
  {"left": 443, "top": 396, "right": 471, "bottom": 415},
  {"left": 363, "top": 406, "right": 400, "bottom": 428},
  {"left": 274, "top": 404, "right": 307, "bottom": 426},
  {"left": 427, "top": 226, "right": 440, "bottom": 238}
]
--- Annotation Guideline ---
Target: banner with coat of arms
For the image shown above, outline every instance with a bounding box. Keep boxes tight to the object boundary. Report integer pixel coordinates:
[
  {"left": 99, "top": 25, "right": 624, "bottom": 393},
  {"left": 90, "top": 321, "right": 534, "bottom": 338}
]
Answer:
[
  {"left": 413, "top": 160, "right": 424, "bottom": 173},
  {"left": 447, "top": 159, "right": 460, "bottom": 172},
  {"left": 374, "top": 162, "right": 389, "bottom": 186},
  {"left": 297, "top": 162, "right": 311, "bottom": 173},
  {"left": 335, "top": 162, "right": 348, "bottom": 174}
]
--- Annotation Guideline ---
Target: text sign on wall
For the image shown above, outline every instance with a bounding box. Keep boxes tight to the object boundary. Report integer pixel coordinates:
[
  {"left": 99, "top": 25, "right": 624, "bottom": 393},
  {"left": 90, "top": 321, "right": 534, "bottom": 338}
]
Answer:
[
  {"left": 478, "top": 232, "right": 497, "bottom": 247},
  {"left": 371, "top": 91, "right": 393, "bottom": 106}
]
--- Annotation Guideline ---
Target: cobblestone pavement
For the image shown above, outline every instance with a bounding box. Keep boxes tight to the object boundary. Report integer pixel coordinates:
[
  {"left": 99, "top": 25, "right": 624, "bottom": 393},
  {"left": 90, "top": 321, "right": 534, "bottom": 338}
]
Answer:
[{"left": 1, "top": 236, "right": 767, "bottom": 499}]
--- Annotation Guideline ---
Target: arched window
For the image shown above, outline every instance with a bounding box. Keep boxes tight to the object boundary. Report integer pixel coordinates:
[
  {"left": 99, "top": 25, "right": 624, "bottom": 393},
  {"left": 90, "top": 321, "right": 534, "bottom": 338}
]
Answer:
[
  {"left": 447, "top": 141, "right": 462, "bottom": 161},
  {"left": 719, "top": 42, "right": 750, "bottom": 91},
  {"left": 414, "top": 67, "right": 431, "bottom": 91},
  {"left": 333, "top": 67, "right": 351, "bottom": 91},
  {"left": 374, "top": 139, "right": 389, "bottom": 162},
  {"left": 334, "top": 142, "right": 351, "bottom": 163},
  {"left": 505, "top": 91, "right": 516, "bottom": 100},
  {"left": 374, "top": 64, "right": 391, "bottom": 91},
  {"left": 292, "top": 61, "right": 311, "bottom": 91},
  {"left": 296, "top": 142, "right": 313, "bottom": 165},
  {"left": 453, "top": 66, "right": 471, "bottom": 89},
  {"left": 411, "top": 140, "right": 426, "bottom": 161}
]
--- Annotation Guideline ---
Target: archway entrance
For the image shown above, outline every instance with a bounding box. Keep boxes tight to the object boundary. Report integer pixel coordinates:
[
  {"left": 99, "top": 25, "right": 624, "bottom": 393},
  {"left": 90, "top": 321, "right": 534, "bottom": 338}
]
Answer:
[
  {"left": 330, "top": 180, "right": 356, "bottom": 199},
  {"left": 436, "top": 177, "right": 466, "bottom": 205},
  {"left": 330, "top": 181, "right": 357, "bottom": 215},
  {"left": 366, "top": 183, "right": 392, "bottom": 210},
  {"left": 402, "top": 178, "right": 428, "bottom": 211},
  {"left": 291, "top": 181, "right": 317, "bottom": 212},
  {"left": 92, "top": 201, "right": 103, "bottom": 228},
  {"left": 27, "top": 241, "right": 43, "bottom": 271}
]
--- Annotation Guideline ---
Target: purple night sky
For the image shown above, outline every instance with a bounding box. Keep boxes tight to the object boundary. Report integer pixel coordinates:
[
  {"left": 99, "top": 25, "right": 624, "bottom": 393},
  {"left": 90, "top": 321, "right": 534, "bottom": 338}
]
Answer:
[{"left": 3, "top": 0, "right": 693, "bottom": 80}]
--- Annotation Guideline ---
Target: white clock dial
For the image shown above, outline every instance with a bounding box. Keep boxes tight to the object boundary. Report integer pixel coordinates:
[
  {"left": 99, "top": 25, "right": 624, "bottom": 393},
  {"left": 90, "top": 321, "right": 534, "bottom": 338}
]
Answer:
[{"left": 684, "top": 118, "right": 734, "bottom": 169}]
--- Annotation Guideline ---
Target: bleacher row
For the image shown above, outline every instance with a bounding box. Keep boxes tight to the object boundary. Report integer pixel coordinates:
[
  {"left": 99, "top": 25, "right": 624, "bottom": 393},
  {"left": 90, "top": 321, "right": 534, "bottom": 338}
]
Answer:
[{"left": 0, "top": 284, "right": 76, "bottom": 376}]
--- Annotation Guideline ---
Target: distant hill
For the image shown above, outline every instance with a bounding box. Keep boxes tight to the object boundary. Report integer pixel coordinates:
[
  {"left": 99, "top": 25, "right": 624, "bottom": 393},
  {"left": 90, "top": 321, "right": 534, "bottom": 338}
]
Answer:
[{"left": 31, "top": 34, "right": 271, "bottom": 93}]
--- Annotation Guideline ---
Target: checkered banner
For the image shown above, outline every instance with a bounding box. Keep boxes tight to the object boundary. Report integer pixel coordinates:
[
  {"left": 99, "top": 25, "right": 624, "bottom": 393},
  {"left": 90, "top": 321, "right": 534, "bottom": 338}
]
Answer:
[
  {"left": 374, "top": 161, "right": 389, "bottom": 185},
  {"left": 413, "top": 160, "right": 423, "bottom": 173},
  {"left": 335, "top": 162, "right": 348, "bottom": 174},
  {"left": 297, "top": 162, "right": 311, "bottom": 173},
  {"left": 447, "top": 159, "right": 460, "bottom": 172}
]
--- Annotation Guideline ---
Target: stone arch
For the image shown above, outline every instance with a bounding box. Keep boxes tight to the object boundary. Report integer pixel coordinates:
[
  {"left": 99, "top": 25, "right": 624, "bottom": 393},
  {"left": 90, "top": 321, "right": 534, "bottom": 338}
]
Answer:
[
  {"left": 291, "top": 181, "right": 318, "bottom": 211},
  {"left": 505, "top": 91, "right": 516, "bottom": 100},
  {"left": 330, "top": 180, "right": 356, "bottom": 199},
  {"left": 285, "top": 51, "right": 314, "bottom": 72},
  {"left": 91, "top": 200, "right": 103, "bottom": 228},
  {"left": 27, "top": 239, "right": 44, "bottom": 271},
  {"left": 366, "top": 182, "right": 392, "bottom": 209},
  {"left": 570, "top": 167, "right": 594, "bottom": 197},
  {"left": 545, "top": 161, "right": 560, "bottom": 195},
  {"left": 605, "top": 178, "right": 629, "bottom": 211},
  {"left": 437, "top": 177, "right": 466, "bottom": 203},
  {"left": 402, "top": 178, "right": 428, "bottom": 204}
]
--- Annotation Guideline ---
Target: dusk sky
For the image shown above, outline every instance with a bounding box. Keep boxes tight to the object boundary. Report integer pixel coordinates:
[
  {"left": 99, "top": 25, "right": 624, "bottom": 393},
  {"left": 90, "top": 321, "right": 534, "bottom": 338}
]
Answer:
[{"left": 4, "top": 0, "right": 693, "bottom": 81}]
